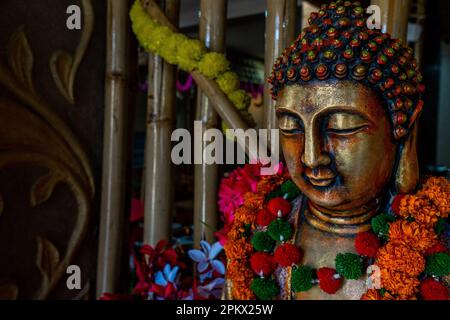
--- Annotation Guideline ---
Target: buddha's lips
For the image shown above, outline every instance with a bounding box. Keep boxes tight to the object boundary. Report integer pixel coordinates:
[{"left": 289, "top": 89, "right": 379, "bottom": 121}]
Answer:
[{"left": 304, "top": 168, "right": 336, "bottom": 187}]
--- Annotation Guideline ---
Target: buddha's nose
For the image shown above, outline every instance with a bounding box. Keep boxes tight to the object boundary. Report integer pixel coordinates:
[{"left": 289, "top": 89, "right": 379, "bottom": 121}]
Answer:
[{"left": 301, "top": 129, "right": 331, "bottom": 168}]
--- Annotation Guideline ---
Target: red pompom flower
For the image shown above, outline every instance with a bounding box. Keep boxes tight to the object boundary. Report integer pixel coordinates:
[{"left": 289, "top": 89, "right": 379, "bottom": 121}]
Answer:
[
  {"left": 257, "top": 209, "right": 276, "bottom": 227},
  {"left": 354, "top": 232, "right": 380, "bottom": 258},
  {"left": 267, "top": 197, "right": 292, "bottom": 218},
  {"left": 425, "top": 243, "right": 447, "bottom": 256},
  {"left": 250, "top": 252, "right": 275, "bottom": 276},
  {"left": 419, "top": 278, "right": 449, "bottom": 300},
  {"left": 317, "top": 267, "right": 343, "bottom": 294},
  {"left": 273, "top": 243, "right": 302, "bottom": 267},
  {"left": 391, "top": 194, "right": 406, "bottom": 215}
]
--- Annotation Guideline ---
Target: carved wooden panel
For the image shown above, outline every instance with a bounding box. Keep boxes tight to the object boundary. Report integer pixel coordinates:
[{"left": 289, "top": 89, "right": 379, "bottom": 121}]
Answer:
[{"left": 0, "top": 0, "right": 105, "bottom": 299}]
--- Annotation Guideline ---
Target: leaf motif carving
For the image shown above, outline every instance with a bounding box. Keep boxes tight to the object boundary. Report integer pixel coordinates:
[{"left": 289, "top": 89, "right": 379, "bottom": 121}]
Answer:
[
  {"left": 36, "top": 236, "right": 60, "bottom": 283},
  {"left": 0, "top": 283, "right": 19, "bottom": 300},
  {"left": 50, "top": 51, "right": 74, "bottom": 103},
  {"left": 30, "top": 171, "right": 64, "bottom": 207},
  {"left": 50, "top": 0, "right": 94, "bottom": 104},
  {"left": 6, "top": 26, "right": 35, "bottom": 94}
]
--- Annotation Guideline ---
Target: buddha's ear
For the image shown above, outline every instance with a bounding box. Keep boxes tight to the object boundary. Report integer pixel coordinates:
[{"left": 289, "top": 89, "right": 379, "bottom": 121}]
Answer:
[{"left": 395, "top": 124, "right": 419, "bottom": 194}]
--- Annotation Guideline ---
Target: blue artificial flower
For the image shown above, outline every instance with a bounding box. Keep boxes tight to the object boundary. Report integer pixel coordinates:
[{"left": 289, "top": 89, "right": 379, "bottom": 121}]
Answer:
[
  {"left": 154, "top": 264, "right": 179, "bottom": 287},
  {"left": 188, "top": 241, "right": 225, "bottom": 276}
]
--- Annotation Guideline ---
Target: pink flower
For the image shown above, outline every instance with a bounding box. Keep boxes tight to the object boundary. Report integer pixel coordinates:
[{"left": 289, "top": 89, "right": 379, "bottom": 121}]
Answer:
[
  {"left": 215, "top": 225, "right": 231, "bottom": 246},
  {"left": 218, "top": 164, "right": 261, "bottom": 224}
]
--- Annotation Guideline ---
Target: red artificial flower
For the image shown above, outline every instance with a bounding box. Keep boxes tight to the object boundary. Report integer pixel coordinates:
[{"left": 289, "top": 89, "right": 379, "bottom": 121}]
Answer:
[
  {"left": 317, "top": 267, "right": 343, "bottom": 294},
  {"left": 140, "top": 240, "right": 179, "bottom": 269},
  {"left": 132, "top": 257, "right": 150, "bottom": 296},
  {"left": 267, "top": 197, "right": 292, "bottom": 217},
  {"left": 391, "top": 194, "right": 406, "bottom": 215},
  {"left": 354, "top": 232, "right": 380, "bottom": 258},
  {"left": 99, "top": 293, "right": 133, "bottom": 300},
  {"left": 424, "top": 243, "right": 447, "bottom": 256},
  {"left": 273, "top": 243, "right": 302, "bottom": 267},
  {"left": 419, "top": 278, "right": 449, "bottom": 300},
  {"left": 150, "top": 282, "right": 178, "bottom": 300},
  {"left": 250, "top": 252, "right": 275, "bottom": 276},
  {"left": 257, "top": 209, "right": 276, "bottom": 227}
]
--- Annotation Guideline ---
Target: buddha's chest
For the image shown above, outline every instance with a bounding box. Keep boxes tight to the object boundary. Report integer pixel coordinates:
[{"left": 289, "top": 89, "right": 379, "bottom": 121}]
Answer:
[{"left": 293, "top": 217, "right": 368, "bottom": 300}]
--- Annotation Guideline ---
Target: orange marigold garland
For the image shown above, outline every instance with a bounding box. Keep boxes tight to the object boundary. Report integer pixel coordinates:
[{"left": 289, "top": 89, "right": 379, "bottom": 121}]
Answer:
[
  {"left": 223, "top": 163, "right": 290, "bottom": 300},
  {"left": 360, "top": 176, "right": 450, "bottom": 300},
  {"left": 222, "top": 162, "right": 449, "bottom": 300}
]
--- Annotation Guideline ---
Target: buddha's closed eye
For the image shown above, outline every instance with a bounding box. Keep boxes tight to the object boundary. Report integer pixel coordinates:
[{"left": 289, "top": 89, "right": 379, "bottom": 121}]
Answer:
[
  {"left": 326, "top": 112, "right": 371, "bottom": 136},
  {"left": 277, "top": 113, "right": 304, "bottom": 135},
  {"left": 277, "top": 111, "right": 370, "bottom": 137}
]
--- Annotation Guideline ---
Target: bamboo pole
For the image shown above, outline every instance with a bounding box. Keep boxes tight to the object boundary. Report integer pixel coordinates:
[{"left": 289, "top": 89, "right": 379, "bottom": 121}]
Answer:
[
  {"left": 371, "top": 0, "right": 412, "bottom": 42},
  {"left": 413, "top": 0, "right": 426, "bottom": 66},
  {"left": 139, "top": 0, "right": 249, "bottom": 132},
  {"left": 193, "top": 0, "right": 227, "bottom": 246},
  {"left": 143, "top": 0, "right": 180, "bottom": 246},
  {"left": 97, "top": 0, "right": 131, "bottom": 297},
  {"left": 263, "top": 0, "right": 297, "bottom": 133}
]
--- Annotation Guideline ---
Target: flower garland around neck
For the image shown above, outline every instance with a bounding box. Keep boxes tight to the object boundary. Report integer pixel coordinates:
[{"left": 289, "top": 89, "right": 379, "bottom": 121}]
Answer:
[
  {"left": 222, "top": 163, "right": 450, "bottom": 300},
  {"left": 129, "top": 0, "right": 254, "bottom": 133}
]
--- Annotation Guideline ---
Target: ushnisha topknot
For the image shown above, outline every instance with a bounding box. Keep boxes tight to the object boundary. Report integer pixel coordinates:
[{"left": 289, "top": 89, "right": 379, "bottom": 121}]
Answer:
[{"left": 268, "top": 0, "right": 425, "bottom": 140}]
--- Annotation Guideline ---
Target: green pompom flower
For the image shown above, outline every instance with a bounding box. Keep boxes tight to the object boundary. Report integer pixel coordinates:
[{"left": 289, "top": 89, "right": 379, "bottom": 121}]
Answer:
[
  {"left": 291, "top": 266, "right": 314, "bottom": 292},
  {"left": 435, "top": 218, "right": 447, "bottom": 235},
  {"left": 250, "top": 278, "right": 279, "bottom": 300},
  {"left": 267, "top": 219, "right": 293, "bottom": 242},
  {"left": 371, "top": 213, "right": 395, "bottom": 237},
  {"left": 425, "top": 252, "right": 450, "bottom": 277},
  {"left": 177, "top": 38, "right": 206, "bottom": 72},
  {"left": 216, "top": 71, "right": 240, "bottom": 95},
  {"left": 335, "top": 253, "right": 363, "bottom": 280},
  {"left": 198, "top": 52, "right": 230, "bottom": 79},
  {"left": 266, "top": 188, "right": 283, "bottom": 201},
  {"left": 281, "top": 180, "right": 301, "bottom": 200},
  {"left": 251, "top": 232, "right": 275, "bottom": 252}
]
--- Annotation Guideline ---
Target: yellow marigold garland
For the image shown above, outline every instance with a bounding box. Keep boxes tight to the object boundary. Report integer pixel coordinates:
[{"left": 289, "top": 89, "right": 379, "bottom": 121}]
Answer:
[{"left": 130, "top": 0, "right": 253, "bottom": 133}]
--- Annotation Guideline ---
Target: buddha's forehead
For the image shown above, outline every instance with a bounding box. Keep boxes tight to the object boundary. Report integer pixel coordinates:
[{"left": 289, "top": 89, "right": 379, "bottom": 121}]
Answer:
[{"left": 276, "top": 81, "right": 384, "bottom": 119}]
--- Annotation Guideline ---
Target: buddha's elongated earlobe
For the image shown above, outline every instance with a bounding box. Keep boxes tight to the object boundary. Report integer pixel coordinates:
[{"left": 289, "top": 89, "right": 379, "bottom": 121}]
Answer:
[{"left": 395, "top": 124, "right": 419, "bottom": 194}]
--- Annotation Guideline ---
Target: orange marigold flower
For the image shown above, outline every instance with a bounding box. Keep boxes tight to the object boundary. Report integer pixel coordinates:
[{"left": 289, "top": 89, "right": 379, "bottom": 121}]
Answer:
[
  {"left": 234, "top": 206, "right": 257, "bottom": 225},
  {"left": 224, "top": 238, "right": 254, "bottom": 260},
  {"left": 398, "top": 195, "right": 424, "bottom": 218},
  {"left": 226, "top": 260, "right": 255, "bottom": 299},
  {"left": 227, "top": 222, "right": 246, "bottom": 240},
  {"left": 377, "top": 243, "right": 425, "bottom": 277},
  {"left": 360, "top": 289, "right": 382, "bottom": 300},
  {"left": 382, "top": 291, "right": 417, "bottom": 300},
  {"left": 226, "top": 260, "right": 253, "bottom": 282},
  {"left": 232, "top": 283, "right": 255, "bottom": 300},
  {"left": 256, "top": 179, "right": 277, "bottom": 195},
  {"left": 243, "top": 192, "right": 265, "bottom": 211},
  {"left": 388, "top": 220, "right": 437, "bottom": 253},
  {"left": 380, "top": 268, "right": 420, "bottom": 297},
  {"left": 417, "top": 177, "right": 450, "bottom": 218},
  {"left": 257, "top": 175, "right": 286, "bottom": 194}
]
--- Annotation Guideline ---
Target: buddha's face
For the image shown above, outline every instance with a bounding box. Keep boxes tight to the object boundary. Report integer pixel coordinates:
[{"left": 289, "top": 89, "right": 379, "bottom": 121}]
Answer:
[{"left": 276, "top": 81, "right": 397, "bottom": 211}]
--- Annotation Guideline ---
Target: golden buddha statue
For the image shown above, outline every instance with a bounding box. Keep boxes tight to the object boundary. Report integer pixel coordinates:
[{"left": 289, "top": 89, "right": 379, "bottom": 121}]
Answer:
[{"left": 224, "top": 1, "right": 450, "bottom": 301}]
